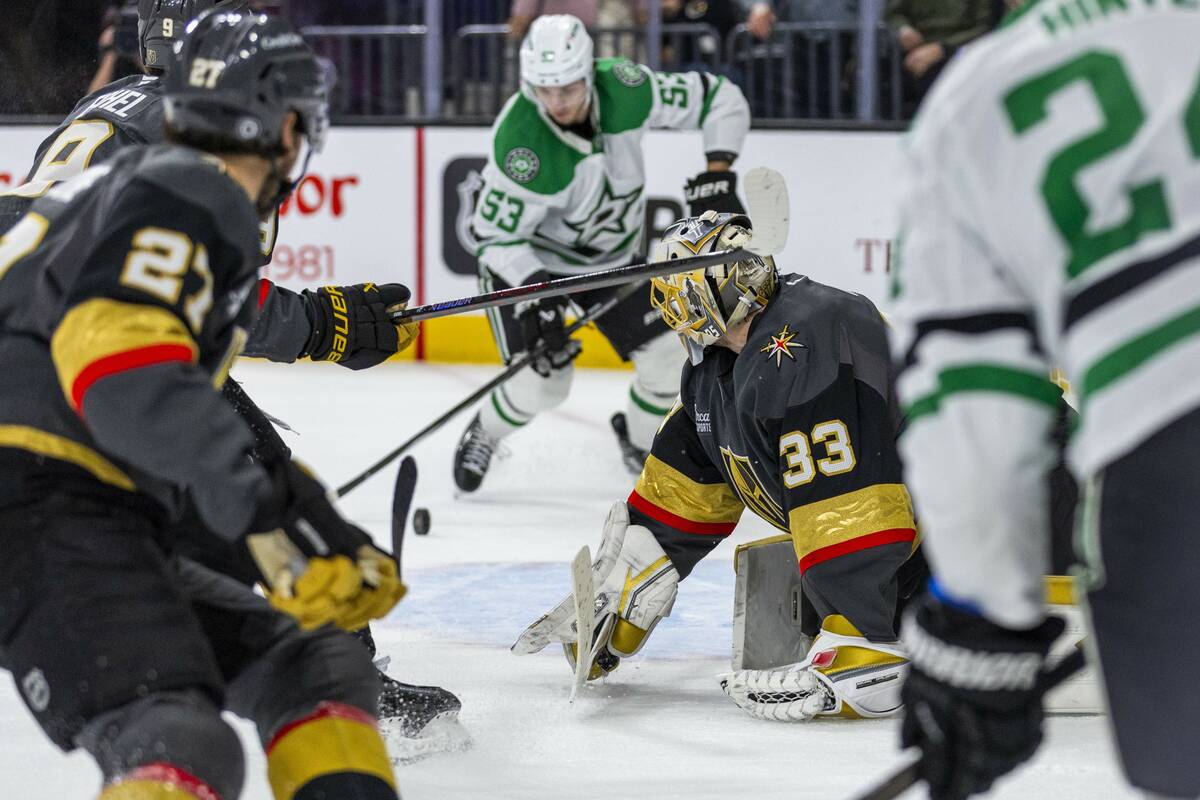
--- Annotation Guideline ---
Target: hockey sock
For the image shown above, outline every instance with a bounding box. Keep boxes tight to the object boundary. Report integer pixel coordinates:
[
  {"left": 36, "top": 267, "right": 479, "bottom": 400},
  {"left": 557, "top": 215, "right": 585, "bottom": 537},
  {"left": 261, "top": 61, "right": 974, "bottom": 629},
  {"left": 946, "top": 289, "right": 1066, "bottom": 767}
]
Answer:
[
  {"left": 478, "top": 386, "right": 532, "bottom": 439},
  {"left": 99, "top": 764, "right": 223, "bottom": 799},
  {"left": 625, "top": 385, "right": 674, "bottom": 451},
  {"left": 266, "top": 702, "right": 397, "bottom": 800}
]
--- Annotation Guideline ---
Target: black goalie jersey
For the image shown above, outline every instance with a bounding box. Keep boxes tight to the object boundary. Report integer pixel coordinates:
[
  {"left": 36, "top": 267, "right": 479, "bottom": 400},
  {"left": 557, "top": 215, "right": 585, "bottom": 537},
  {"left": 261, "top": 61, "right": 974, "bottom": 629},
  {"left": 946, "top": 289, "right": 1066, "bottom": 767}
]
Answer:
[
  {"left": 627, "top": 275, "right": 919, "bottom": 641},
  {"left": 0, "top": 145, "right": 269, "bottom": 539}
]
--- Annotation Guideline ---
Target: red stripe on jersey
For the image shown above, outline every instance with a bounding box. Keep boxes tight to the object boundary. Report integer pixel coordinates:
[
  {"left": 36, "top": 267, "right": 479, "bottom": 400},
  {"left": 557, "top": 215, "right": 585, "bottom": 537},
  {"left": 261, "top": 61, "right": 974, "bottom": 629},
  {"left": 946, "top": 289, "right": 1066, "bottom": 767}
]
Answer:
[
  {"left": 627, "top": 490, "right": 738, "bottom": 536},
  {"left": 257, "top": 278, "right": 273, "bottom": 309},
  {"left": 120, "top": 762, "right": 222, "bottom": 800},
  {"left": 72, "top": 344, "right": 196, "bottom": 414},
  {"left": 799, "top": 527, "right": 917, "bottom": 573},
  {"left": 267, "top": 701, "right": 378, "bottom": 754}
]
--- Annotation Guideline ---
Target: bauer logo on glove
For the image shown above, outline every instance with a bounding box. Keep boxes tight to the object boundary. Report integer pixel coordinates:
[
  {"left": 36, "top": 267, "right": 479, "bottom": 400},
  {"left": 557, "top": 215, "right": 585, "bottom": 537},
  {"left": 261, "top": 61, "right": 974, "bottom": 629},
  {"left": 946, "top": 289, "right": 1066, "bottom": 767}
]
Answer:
[{"left": 301, "top": 282, "right": 419, "bottom": 370}]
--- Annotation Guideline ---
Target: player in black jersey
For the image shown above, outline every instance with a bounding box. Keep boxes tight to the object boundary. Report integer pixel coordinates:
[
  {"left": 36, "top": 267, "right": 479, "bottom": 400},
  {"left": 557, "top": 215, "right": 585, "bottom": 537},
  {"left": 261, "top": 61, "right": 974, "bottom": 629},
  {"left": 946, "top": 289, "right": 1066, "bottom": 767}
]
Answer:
[
  {"left": 516, "top": 212, "right": 925, "bottom": 720},
  {"left": 0, "top": 13, "right": 404, "bottom": 799},
  {"left": 0, "top": 0, "right": 465, "bottom": 750},
  {"left": 1, "top": 0, "right": 414, "bottom": 371}
]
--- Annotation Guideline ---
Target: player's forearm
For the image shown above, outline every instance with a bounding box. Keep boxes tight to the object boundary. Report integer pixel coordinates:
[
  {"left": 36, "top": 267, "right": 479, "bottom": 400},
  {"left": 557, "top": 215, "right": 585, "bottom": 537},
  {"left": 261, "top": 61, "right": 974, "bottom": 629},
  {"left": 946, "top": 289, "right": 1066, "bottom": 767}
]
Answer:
[
  {"left": 242, "top": 279, "right": 311, "bottom": 362},
  {"left": 898, "top": 393, "right": 1057, "bottom": 628},
  {"left": 699, "top": 77, "right": 750, "bottom": 162}
]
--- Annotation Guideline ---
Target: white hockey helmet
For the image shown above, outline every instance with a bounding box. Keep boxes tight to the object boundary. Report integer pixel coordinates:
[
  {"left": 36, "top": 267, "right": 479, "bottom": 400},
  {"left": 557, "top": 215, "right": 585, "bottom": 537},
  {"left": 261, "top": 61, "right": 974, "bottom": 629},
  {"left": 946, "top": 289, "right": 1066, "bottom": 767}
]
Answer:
[
  {"left": 649, "top": 211, "right": 778, "bottom": 365},
  {"left": 519, "top": 14, "right": 594, "bottom": 91}
]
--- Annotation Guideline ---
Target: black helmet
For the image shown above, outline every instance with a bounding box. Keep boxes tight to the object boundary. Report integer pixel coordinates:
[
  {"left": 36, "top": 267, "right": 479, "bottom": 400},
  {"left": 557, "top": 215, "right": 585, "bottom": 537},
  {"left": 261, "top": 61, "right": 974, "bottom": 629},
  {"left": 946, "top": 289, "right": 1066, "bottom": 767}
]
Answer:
[
  {"left": 163, "top": 10, "right": 329, "bottom": 156},
  {"left": 137, "top": 0, "right": 248, "bottom": 71}
]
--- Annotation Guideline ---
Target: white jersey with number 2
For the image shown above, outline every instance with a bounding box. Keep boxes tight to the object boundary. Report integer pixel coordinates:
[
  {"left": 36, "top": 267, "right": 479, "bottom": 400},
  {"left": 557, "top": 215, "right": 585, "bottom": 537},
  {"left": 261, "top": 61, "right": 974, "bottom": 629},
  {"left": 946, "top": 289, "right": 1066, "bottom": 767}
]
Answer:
[{"left": 890, "top": 1, "right": 1200, "bottom": 627}]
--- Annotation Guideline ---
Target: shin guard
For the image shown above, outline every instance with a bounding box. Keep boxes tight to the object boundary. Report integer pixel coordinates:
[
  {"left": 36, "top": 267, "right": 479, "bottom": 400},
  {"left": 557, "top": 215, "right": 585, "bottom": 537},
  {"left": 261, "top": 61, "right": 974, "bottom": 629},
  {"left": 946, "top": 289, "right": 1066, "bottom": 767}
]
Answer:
[
  {"left": 100, "top": 764, "right": 222, "bottom": 800},
  {"left": 267, "top": 702, "right": 397, "bottom": 800}
]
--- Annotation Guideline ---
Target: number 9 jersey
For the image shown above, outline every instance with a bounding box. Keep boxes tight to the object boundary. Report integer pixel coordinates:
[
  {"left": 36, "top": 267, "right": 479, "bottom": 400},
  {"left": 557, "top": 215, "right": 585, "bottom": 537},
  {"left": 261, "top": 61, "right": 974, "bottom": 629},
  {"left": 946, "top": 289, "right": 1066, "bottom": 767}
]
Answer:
[
  {"left": 627, "top": 275, "right": 920, "bottom": 641},
  {"left": 0, "top": 145, "right": 267, "bottom": 539}
]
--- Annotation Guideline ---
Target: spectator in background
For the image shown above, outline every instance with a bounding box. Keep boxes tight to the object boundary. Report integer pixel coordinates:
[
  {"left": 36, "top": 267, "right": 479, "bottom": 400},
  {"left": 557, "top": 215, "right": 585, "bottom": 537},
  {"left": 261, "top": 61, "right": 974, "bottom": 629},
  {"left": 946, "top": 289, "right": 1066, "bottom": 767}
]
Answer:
[
  {"left": 733, "top": 0, "right": 861, "bottom": 119},
  {"left": 742, "top": 0, "right": 858, "bottom": 40},
  {"left": 507, "top": 0, "right": 649, "bottom": 42},
  {"left": 661, "top": 0, "right": 740, "bottom": 72},
  {"left": 888, "top": 0, "right": 990, "bottom": 108},
  {"left": 87, "top": 2, "right": 142, "bottom": 95}
]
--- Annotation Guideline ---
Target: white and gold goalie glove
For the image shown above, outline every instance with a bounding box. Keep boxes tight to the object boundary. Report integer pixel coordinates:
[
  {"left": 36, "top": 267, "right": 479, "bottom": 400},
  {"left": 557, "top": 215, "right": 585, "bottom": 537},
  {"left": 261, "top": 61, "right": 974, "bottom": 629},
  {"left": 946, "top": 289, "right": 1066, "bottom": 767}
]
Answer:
[
  {"left": 512, "top": 502, "right": 679, "bottom": 680},
  {"left": 719, "top": 615, "right": 908, "bottom": 721}
]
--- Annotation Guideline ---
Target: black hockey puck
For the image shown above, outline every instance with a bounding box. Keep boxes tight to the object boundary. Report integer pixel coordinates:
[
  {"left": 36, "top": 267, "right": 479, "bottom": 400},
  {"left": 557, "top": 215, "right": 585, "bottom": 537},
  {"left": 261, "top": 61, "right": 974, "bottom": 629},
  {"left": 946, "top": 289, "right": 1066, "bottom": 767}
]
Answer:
[{"left": 412, "top": 507, "right": 431, "bottom": 535}]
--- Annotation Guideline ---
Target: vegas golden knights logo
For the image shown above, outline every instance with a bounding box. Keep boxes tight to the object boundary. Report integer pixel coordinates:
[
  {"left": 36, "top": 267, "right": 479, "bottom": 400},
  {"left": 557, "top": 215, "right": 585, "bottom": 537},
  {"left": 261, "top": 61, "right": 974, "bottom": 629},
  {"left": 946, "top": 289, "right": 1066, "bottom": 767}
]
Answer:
[{"left": 719, "top": 446, "right": 787, "bottom": 531}]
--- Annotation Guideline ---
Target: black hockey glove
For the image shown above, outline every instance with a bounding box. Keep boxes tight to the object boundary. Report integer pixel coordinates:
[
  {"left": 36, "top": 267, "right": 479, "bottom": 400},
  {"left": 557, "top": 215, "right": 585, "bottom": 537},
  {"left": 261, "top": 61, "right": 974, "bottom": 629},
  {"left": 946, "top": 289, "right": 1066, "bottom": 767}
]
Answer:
[
  {"left": 246, "top": 460, "right": 405, "bottom": 631},
  {"left": 516, "top": 298, "right": 582, "bottom": 377},
  {"left": 684, "top": 170, "right": 746, "bottom": 217},
  {"left": 900, "top": 590, "right": 1064, "bottom": 800},
  {"left": 301, "top": 282, "right": 419, "bottom": 370}
]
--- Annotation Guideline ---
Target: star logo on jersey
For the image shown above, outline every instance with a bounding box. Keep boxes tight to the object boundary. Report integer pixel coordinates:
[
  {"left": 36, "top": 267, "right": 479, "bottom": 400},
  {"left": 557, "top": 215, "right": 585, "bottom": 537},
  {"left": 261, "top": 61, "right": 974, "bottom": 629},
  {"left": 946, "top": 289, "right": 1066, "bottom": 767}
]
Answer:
[
  {"left": 566, "top": 179, "right": 643, "bottom": 249},
  {"left": 760, "top": 324, "right": 802, "bottom": 367}
]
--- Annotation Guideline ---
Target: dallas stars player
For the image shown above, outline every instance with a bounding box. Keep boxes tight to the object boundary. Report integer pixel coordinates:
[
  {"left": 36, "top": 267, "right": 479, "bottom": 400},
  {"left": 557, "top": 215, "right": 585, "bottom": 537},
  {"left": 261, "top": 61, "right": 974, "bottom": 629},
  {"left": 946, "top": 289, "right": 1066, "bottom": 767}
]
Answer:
[
  {"left": 453, "top": 14, "right": 751, "bottom": 491},
  {"left": 0, "top": 13, "right": 403, "bottom": 799},
  {"left": 891, "top": 2, "right": 1200, "bottom": 798},
  {"left": 516, "top": 212, "right": 925, "bottom": 720},
  {"left": 0, "top": 0, "right": 464, "bottom": 751}
]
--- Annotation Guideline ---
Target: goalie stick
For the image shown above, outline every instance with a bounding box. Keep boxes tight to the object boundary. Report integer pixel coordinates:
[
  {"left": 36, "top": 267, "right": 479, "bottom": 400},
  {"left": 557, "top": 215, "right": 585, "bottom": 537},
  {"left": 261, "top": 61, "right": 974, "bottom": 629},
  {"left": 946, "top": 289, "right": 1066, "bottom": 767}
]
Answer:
[
  {"left": 391, "top": 166, "right": 791, "bottom": 324},
  {"left": 851, "top": 647, "right": 1088, "bottom": 800},
  {"left": 568, "top": 546, "right": 596, "bottom": 704}
]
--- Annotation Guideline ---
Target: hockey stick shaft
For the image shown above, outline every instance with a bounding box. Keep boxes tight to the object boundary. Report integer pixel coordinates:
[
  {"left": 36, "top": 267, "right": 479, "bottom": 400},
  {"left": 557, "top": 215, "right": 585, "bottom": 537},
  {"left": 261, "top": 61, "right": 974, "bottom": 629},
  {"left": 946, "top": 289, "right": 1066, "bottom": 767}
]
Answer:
[
  {"left": 853, "top": 647, "right": 1088, "bottom": 800},
  {"left": 391, "top": 247, "right": 753, "bottom": 324},
  {"left": 336, "top": 288, "right": 633, "bottom": 497}
]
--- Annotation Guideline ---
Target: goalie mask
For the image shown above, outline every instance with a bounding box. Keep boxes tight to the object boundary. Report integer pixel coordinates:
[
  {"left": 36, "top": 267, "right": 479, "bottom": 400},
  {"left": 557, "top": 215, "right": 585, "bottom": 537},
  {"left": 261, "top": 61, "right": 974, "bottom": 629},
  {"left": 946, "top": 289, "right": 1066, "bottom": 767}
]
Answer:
[{"left": 650, "top": 211, "right": 778, "bottom": 365}]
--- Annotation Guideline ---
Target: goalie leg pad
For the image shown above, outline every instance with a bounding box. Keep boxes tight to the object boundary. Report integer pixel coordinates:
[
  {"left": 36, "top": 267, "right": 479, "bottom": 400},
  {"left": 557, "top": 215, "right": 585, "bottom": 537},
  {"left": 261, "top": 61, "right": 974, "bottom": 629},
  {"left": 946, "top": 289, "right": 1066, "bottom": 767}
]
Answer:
[
  {"left": 720, "top": 615, "right": 907, "bottom": 721},
  {"left": 514, "top": 502, "right": 680, "bottom": 677}
]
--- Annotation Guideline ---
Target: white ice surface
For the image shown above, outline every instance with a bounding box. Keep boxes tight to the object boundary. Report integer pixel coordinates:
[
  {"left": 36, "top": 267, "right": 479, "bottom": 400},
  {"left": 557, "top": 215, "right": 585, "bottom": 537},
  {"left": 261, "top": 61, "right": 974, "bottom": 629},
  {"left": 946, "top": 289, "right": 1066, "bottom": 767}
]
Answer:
[{"left": 0, "top": 361, "right": 1134, "bottom": 799}]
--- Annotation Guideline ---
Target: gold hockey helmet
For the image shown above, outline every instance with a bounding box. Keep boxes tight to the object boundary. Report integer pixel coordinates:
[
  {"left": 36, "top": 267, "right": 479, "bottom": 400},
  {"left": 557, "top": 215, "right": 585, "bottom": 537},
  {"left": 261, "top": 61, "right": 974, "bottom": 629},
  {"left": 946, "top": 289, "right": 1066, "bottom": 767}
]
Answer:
[{"left": 649, "top": 211, "right": 778, "bottom": 365}]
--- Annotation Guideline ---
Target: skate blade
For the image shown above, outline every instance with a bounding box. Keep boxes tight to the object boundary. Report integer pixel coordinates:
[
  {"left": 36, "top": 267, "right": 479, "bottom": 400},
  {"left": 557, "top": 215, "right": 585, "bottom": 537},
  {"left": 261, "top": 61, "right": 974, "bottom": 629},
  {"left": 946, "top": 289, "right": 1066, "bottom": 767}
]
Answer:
[{"left": 382, "top": 714, "right": 473, "bottom": 765}]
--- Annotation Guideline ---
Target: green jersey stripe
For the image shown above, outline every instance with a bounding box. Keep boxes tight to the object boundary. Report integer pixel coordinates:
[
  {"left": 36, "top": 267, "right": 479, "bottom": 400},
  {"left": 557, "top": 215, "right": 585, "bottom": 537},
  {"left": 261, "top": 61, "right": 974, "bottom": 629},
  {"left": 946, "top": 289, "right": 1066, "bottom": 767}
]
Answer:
[
  {"left": 1081, "top": 300, "right": 1200, "bottom": 404},
  {"left": 699, "top": 75, "right": 726, "bottom": 127},
  {"left": 905, "top": 364, "right": 1062, "bottom": 424}
]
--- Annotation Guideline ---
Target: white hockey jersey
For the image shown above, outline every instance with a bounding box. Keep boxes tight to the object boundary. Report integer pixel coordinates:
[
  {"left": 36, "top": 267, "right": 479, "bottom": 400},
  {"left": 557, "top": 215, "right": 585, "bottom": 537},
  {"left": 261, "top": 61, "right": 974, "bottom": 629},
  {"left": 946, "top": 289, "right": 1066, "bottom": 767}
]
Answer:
[
  {"left": 890, "top": 1, "right": 1200, "bottom": 627},
  {"left": 469, "top": 58, "right": 749, "bottom": 286}
]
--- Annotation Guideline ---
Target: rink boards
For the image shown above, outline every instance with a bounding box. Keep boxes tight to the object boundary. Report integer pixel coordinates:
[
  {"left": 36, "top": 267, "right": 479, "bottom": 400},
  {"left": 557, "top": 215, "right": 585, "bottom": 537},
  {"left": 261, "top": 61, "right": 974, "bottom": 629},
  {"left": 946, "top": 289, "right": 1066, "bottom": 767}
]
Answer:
[{"left": 0, "top": 125, "right": 902, "bottom": 367}]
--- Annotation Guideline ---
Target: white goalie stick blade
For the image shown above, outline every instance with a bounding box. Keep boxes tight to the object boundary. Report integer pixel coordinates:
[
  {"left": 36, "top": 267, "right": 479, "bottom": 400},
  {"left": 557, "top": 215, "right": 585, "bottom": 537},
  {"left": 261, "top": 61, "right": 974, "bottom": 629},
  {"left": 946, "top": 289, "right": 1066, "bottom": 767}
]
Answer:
[
  {"left": 569, "top": 545, "right": 594, "bottom": 704},
  {"left": 743, "top": 166, "right": 790, "bottom": 257}
]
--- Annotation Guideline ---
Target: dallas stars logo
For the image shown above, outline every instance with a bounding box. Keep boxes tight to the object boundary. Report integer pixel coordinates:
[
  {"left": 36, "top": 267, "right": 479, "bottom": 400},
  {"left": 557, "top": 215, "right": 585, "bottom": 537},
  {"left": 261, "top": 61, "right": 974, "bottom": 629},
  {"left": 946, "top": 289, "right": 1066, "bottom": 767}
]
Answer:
[
  {"left": 566, "top": 179, "right": 642, "bottom": 248},
  {"left": 760, "top": 324, "right": 802, "bottom": 367}
]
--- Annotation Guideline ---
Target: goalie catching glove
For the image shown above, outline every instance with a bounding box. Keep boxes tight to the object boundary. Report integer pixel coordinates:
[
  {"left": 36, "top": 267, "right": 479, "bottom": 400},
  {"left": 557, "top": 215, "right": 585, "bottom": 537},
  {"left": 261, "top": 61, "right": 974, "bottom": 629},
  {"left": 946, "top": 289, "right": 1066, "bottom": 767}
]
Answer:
[
  {"left": 245, "top": 460, "right": 406, "bottom": 631},
  {"left": 301, "top": 282, "right": 419, "bottom": 369},
  {"left": 719, "top": 615, "right": 908, "bottom": 721},
  {"left": 512, "top": 502, "right": 678, "bottom": 680}
]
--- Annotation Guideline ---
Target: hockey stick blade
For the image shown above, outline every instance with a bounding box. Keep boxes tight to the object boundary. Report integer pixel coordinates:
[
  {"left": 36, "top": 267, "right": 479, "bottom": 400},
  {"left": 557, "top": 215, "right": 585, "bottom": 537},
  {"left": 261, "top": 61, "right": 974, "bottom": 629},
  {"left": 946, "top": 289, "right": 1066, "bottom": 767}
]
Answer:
[
  {"left": 851, "top": 647, "right": 1088, "bottom": 800},
  {"left": 390, "top": 456, "right": 418, "bottom": 565},
  {"left": 743, "top": 166, "right": 790, "bottom": 257},
  {"left": 569, "top": 546, "right": 594, "bottom": 704}
]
